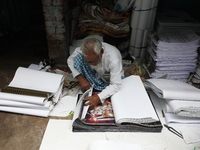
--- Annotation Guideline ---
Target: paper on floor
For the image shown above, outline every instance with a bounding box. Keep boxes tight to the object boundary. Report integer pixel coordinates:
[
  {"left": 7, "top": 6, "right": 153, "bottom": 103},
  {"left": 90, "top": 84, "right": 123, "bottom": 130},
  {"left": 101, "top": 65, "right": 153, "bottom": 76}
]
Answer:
[
  {"left": 180, "top": 126, "right": 200, "bottom": 144},
  {"left": 49, "top": 95, "right": 77, "bottom": 117},
  {"left": 87, "top": 140, "right": 142, "bottom": 150}
]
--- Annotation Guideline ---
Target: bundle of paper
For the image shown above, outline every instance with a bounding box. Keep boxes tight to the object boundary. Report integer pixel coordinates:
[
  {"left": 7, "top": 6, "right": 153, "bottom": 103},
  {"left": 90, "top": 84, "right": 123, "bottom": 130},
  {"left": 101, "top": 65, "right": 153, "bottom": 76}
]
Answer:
[
  {"left": 165, "top": 100, "right": 200, "bottom": 117},
  {"left": 143, "top": 89, "right": 200, "bottom": 144},
  {"left": 0, "top": 67, "right": 64, "bottom": 117},
  {"left": 154, "top": 10, "right": 200, "bottom": 35},
  {"left": 144, "top": 30, "right": 199, "bottom": 82},
  {"left": 72, "top": 75, "right": 162, "bottom": 132},
  {"left": 145, "top": 78, "right": 200, "bottom": 118}
]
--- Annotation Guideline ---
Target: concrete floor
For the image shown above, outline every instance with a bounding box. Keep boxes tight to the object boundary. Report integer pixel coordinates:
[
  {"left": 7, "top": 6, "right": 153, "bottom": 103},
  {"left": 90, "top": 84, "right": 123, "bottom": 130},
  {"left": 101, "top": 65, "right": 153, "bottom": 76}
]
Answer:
[
  {"left": 0, "top": 28, "right": 59, "bottom": 150},
  {"left": 0, "top": 27, "right": 133, "bottom": 150}
]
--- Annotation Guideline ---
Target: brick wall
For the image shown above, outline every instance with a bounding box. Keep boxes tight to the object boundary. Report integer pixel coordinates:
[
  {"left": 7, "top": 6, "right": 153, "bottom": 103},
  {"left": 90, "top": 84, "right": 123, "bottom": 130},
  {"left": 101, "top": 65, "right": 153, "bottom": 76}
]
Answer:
[{"left": 42, "top": 0, "right": 70, "bottom": 69}]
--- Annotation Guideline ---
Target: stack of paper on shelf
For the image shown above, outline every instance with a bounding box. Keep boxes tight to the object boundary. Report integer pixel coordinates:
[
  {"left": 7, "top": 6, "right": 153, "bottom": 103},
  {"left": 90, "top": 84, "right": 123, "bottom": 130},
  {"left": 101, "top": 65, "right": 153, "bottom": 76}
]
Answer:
[
  {"left": 145, "top": 78, "right": 200, "bottom": 124},
  {"left": 154, "top": 10, "right": 200, "bottom": 36},
  {"left": 72, "top": 75, "right": 163, "bottom": 132},
  {"left": 0, "top": 67, "right": 64, "bottom": 117},
  {"left": 144, "top": 30, "right": 200, "bottom": 82}
]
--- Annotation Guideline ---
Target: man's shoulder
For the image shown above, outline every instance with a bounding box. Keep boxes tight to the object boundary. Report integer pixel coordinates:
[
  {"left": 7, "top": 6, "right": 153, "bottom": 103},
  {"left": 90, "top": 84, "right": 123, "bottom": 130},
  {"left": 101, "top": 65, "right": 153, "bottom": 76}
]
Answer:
[
  {"left": 102, "top": 42, "right": 115, "bottom": 47},
  {"left": 102, "top": 43, "right": 122, "bottom": 60},
  {"left": 102, "top": 42, "right": 118, "bottom": 51},
  {"left": 72, "top": 47, "right": 82, "bottom": 54}
]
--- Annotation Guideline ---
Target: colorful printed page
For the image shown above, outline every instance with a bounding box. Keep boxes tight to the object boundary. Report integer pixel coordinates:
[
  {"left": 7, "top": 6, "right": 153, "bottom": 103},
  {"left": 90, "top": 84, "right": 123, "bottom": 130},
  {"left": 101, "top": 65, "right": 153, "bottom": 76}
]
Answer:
[{"left": 82, "top": 99, "right": 115, "bottom": 125}]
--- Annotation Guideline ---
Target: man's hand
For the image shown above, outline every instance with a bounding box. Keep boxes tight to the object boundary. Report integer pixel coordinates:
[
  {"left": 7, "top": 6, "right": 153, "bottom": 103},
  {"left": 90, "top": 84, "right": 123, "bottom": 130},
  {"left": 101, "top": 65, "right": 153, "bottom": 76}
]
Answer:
[
  {"left": 77, "top": 75, "right": 90, "bottom": 92},
  {"left": 83, "top": 95, "right": 101, "bottom": 109}
]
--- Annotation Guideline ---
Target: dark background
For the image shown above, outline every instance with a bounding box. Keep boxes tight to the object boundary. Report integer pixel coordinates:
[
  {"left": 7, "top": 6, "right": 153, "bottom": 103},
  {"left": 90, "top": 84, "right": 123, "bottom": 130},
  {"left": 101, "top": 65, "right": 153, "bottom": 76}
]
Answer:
[{"left": 0, "top": 0, "right": 199, "bottom": 57}]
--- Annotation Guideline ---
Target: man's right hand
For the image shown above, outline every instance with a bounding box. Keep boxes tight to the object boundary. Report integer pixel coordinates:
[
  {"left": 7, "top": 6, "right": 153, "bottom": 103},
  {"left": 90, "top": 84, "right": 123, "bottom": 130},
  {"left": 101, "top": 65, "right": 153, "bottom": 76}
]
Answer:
[{"left": 77, "top": 75, "right": 91, "bottom": 92}]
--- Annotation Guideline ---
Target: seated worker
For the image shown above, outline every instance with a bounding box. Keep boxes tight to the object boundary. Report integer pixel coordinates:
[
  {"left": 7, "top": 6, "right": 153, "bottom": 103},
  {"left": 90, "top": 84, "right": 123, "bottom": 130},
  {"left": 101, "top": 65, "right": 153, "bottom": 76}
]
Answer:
[{"left": 67, "top": 38, "right": 124, "bottom": 108}]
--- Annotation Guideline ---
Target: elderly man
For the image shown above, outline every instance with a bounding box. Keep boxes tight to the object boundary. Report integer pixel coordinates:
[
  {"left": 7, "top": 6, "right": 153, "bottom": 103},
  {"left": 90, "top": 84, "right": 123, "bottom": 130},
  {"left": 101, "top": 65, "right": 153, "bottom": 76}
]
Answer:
[{"left": 67, "top": 38, "right": 124, "bottom": 108}]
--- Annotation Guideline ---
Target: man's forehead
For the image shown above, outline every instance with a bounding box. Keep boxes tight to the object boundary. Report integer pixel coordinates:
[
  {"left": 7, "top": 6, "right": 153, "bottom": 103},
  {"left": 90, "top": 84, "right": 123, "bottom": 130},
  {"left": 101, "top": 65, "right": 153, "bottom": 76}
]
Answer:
[{"left": 85, "top": 50, "right": 96, "bottom": 57}]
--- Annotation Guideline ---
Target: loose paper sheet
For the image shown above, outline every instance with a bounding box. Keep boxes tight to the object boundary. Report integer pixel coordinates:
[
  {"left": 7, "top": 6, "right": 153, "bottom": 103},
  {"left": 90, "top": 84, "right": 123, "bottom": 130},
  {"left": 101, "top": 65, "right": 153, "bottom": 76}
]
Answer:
[{"left": 49, "top": 95, "right": 77, "bottom": 117}]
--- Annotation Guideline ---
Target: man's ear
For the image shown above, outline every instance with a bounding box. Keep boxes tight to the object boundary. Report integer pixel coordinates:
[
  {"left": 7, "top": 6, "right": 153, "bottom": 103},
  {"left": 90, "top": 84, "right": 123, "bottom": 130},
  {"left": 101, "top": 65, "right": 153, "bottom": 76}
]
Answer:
[{"left": 101, "top": 48, "right": 104, "bottom": 55}]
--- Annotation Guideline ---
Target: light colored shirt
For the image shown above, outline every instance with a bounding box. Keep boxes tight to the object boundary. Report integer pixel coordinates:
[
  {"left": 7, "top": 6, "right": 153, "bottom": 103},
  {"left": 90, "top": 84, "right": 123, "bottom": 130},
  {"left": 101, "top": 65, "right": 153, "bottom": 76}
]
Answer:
[{"left": 67, "top": 42, "right": 124, "bottom": 102}]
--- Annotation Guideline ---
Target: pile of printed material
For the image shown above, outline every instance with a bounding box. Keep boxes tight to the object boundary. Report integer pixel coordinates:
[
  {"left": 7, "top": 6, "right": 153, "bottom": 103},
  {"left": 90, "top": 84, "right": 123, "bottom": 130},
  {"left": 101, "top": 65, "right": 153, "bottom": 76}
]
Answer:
[
  {"left": 154, "top": 10, "right": 200, "bottom": 36},
  {"left": 145, "top": 78, "right": 200, "bottom": 144},
  {"left": 0, "top": 67, "right": 64, "bottom": 117},
  {"left": 145, "top": 30, "right": 200, "bottom": 82},
  {"left": 145, "top": 79, "right": 200, "bottom": 123}
]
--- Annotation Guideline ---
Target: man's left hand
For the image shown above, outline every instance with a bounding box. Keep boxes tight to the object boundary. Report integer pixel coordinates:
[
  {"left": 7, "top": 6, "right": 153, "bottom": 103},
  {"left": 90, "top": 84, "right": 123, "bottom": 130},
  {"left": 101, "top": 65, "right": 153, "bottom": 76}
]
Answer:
[{"left": 83, "top": 95, "right": 101, "bottom": 109}]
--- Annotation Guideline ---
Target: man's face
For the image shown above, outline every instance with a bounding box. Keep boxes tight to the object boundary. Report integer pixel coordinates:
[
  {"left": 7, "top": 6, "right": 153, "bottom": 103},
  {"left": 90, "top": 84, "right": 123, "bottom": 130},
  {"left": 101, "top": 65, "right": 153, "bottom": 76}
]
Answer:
[{"left": 84, "top": 51, "right": 101, "bottom": 66}]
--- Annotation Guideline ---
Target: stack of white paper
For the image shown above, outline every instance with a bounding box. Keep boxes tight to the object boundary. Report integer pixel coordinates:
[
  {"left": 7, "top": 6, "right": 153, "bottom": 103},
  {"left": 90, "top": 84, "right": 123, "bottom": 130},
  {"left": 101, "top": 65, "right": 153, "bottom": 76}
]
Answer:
[
  {"left": 145, "top": 78, "right": 200, "bottom": 118},
  {"left": 0, "top": 67, "right": 64, "bottom": 117},
  {"left": 147, "top": 90, "right": 200, "bottom": 144},
  {"left": 145, "top": 30, "right": 200, "bottom": 82},
  {"left": 154, "top": 10, "right": 200, "bottom": 36}
]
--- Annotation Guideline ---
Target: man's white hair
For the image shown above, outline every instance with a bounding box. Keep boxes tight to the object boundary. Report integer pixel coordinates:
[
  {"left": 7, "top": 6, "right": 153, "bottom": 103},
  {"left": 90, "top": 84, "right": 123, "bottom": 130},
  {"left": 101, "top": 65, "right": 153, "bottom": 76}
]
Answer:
[{"left": 80, "top": 38, "right": 102, "bottom": 56}]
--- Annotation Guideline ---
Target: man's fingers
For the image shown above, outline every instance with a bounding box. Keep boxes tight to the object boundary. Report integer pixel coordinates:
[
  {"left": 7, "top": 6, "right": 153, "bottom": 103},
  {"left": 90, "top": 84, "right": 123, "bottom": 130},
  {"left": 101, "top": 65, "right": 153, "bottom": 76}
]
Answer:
[
  {"left": 84, "top": 100, "right": 93, "bottom": 107},
  {"left": 85, "top": 100, "right": 89, "bottom": 105},
  {"left": 87, "top": 101, "right": 95, "bottom": 110}
]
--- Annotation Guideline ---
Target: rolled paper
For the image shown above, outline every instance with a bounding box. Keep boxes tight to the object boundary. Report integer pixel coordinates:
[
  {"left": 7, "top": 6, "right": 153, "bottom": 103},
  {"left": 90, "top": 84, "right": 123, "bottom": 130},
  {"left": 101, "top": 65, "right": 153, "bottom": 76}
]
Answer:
[
  {"left": 138, "top": 0, "right": 152, "bottom": 30},
  {"left": 130, "top": 28, "right": 137, "bottom": 46},
  {"left": 130, "top": 0, "right": 143, "bottom": 28},
  {"left": 135, "top": 29, "right": 144, "bottom": 48}
]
